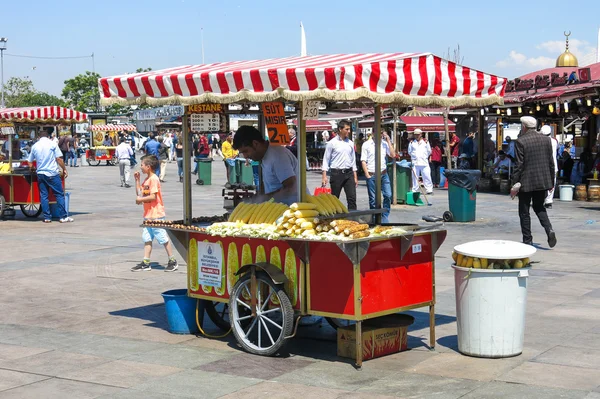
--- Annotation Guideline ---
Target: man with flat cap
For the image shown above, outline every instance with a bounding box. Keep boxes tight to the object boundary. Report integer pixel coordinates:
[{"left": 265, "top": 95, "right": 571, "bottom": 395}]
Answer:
[
  {"left": 511, "top": 116, "right": 557, "bottom": 247},
  {"left": 540, "top": 125, "right": 558, "bottom": 208}
]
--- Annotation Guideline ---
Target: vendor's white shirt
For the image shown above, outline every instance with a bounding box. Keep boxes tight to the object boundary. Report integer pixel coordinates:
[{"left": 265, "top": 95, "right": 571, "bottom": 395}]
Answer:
[
  {"left": 550, "top": 137, "right": 558, "bottom": 172},
  {"left": 408, "top": 139, "right": 431, "bottom": 166},
  {"left": 261, "top": 144, "right": 298, "bottom": 204},
  {"left": 361, "top": 139, "right": 391, "bottom": 173},
  {"left": 322, "top": 130, "right": 330, "bottom": 142}
]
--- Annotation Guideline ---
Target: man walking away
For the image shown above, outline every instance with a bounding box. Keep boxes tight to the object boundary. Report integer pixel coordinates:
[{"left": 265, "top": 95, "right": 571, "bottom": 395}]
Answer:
[
  {"left": 321, "top": 120, "right": 357, "bottom": 210},
  {"left": 116, "top": 136, "right": 134, "bottom": 187},
  {"left": 27, "top": 127, "right": 73, "bottom": 223},
  {"left": 430, "top": 137, "right": 443, "bottom": 188},
  {"left": 511, "top": 116, "right": 556, "bottom": 248},
  {"left": 540, "top": 125, "right": 558, "bottom": 209},
  {"left": 409, "top": 129, "right": 433, "bottom": 195},
  {"left": 361, "top": 131, "right": 395, "bottom": 223}
]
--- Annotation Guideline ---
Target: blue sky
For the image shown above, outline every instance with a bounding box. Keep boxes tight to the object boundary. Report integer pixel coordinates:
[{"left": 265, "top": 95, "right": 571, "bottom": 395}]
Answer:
[{"left": 2, "top": 0, "right": 599, "bottom": 96}]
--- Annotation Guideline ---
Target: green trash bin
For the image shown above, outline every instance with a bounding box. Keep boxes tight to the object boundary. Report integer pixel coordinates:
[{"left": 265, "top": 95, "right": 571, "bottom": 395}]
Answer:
[
  {"left": 238, "top": 160, "right": 255, "bottom": 186},
  {"left": 444, "top": 170, "right": 481, "bottom": 222},
  {"left": 387, "top": 163, "right": 412, "bottom": 204},
  {"left": 227, "top": 160, "right": 239, "bottom": 184},
  {"left": 196, "top": 158, "right": 212, "bottom": 186}
]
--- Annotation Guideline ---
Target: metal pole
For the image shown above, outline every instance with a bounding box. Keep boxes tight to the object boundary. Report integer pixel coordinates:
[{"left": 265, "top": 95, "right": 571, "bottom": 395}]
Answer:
[
  {"left": 443, "top": 107, "right": 451, "bottom": 169},
  {"left": 374, "top": 105, "right": 382, "bottom": 224},
  {"left": 391, "top": 107, "right": 398, "bottom": 204},
  {"left": 1, "top": 48, "right": 5, "bottom": 108},
  {"left": 298, "top": 102, "right": 307, "bottom": 202},
  {"left": 182, "top": 108, "right": 192, "bottom": 225},
  {"left": 477, "top": 112, "right": 484, "bottom": 171}
]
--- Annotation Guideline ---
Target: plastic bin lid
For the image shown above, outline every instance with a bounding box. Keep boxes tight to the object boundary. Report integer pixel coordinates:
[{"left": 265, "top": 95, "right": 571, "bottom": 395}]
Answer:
[{"left": 454, "top": 240, "right": 536, "bottom": 260}]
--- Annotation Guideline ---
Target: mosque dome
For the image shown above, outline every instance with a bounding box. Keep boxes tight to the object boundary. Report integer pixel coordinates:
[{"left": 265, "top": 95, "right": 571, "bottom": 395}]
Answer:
[{"left": 556, "top": 31, "right": 578, "bottom": 67}]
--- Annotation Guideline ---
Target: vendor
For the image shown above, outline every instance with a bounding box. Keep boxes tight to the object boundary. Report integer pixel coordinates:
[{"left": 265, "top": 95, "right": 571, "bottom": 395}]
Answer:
[
  {"left": 233, "top": 126, "right": 299, "bottom": 205},
  {"left": 493, "top": 150, "right": 512, "bottom": 174}
]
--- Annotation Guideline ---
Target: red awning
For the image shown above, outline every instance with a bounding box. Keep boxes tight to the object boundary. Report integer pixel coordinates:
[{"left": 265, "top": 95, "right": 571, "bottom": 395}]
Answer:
[
  {"left": 99, "top": 53, "right": 506, "bottom": 107},
  {"left": 88, "top": 124, "right": 137, "bottom": 131},
  {"left": 0, "top": 106, "right": 88, "bottom": 123},
  {"left": 291, "top": 119, "right": 333, "bottom": 132},
  {"left": 359, "top": 115, "right": 455, "bottom": 132}
]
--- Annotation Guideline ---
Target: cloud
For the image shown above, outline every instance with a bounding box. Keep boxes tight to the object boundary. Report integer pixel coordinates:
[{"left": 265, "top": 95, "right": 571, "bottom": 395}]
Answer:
[
  {"left": 495, "top": 51, "right": 554, "bottom": 69},
  {"left": 537, "top": 39, "right": 595, "bottom": 57}
]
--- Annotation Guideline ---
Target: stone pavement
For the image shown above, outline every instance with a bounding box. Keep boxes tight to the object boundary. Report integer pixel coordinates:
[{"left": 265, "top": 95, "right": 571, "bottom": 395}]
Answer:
[{"left": 1, "top": 159, "right": 599, "bottom": 398}]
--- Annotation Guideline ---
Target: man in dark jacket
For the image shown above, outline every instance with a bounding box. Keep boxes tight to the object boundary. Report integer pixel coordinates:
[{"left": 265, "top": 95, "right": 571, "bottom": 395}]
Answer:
[{"left": 511, "top": 116, "right": 557, "bottom": 248}]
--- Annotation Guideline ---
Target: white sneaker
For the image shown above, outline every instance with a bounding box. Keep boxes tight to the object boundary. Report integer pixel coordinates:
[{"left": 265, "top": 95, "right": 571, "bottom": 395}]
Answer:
[{"left": 60, "top": 217, "right": 74, "bottom": 223}]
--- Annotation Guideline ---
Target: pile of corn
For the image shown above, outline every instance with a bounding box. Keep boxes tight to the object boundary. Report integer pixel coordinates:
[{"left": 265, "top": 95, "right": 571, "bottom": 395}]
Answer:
[
  {"left": 227, "top": 200, "right": 288, "bottom": 224},
  {"left": 276, "top": 202, "right": 320, "bottom": 237},
  {"left": 306, "top": 193, "right": 349, "bottom": 215},
  {"left": 452, "top": 251, "right": 531, "bottom": 269}
]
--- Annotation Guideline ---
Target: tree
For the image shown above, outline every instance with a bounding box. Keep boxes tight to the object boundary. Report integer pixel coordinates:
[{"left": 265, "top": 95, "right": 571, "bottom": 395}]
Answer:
[
  {"left": 4, "top": 77, "right": 65, "bottom": 108},
  {"left": 62, "top": 71, "right": 101, "bottom": 113}
]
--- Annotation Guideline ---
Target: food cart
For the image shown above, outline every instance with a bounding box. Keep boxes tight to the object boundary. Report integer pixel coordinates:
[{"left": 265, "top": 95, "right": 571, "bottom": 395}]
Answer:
[
  {"left": 0, "top": 106, "right": 87, "bottom": 218},
  {"left": 86, "top": 124, "right": 136, "bottom": 166},
  {"left": 99, "top": 53, "right": 506, "bottom": 367}
]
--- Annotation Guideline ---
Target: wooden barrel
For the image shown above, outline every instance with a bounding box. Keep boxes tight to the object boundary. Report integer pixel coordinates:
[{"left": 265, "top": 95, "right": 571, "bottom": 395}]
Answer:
[
  {"left": 500, "top": 179, "right": 511, "bottom": 194},
  {"left": 589, "top": 185, "right": 600, "bottom": 202},
  {"left": 575, "top": 185, "right": 588, "bottom": 201},
  {"left": 478, "top": 178, "right": 492, "bottom": 192}
]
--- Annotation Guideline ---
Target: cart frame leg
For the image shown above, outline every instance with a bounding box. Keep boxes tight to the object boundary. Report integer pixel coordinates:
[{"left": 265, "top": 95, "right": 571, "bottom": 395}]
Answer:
[
  {"left": 355, "top": 320, "right": 362, "bottom": 369},
  {"left": 429, "top": 304, "right": 435, "bottom": 350}
]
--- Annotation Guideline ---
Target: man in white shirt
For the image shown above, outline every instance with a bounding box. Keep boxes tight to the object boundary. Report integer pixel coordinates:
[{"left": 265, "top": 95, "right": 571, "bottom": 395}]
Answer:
[
  {"left": 540, "top": 125, "right": 558, "bottom": 208},
  {"left": 321, "top": 121, "right": 357, "bottom": 210},
  {"left": 493, "top": 150, "right": 512, "bottom": 174},
  {"left": 409, "top": 129, "right": 433, "bottom": 194},
  {"left": 163, "top": 133, "right": 173, "bottom": 161},
  {"left": 233, "top": 126, "right": 299, "bottom": 205},
  {"left": 361, "top": 131, "right": 396, "bottom": 223},
  {"left": 115, "top": 137, "right": 134, "bottom": 188}
]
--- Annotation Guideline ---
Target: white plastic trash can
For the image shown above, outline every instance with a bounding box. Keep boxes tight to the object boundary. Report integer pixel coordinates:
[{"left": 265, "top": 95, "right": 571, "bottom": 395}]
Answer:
[
  {"left": 452, "top": 240, "right": 536, "bottom": 358},
  {"left": 559, "top": 185, "right": 574, "bottom": 201}
]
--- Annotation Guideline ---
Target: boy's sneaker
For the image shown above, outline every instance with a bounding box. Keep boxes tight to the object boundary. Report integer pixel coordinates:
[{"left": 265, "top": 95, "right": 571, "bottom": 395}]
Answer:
[
  {"left": 165, "top": 259, "right": 178, "bottom": 272},
  {"left": 131, "top": 262, "right": 151, "bottom": 272}
]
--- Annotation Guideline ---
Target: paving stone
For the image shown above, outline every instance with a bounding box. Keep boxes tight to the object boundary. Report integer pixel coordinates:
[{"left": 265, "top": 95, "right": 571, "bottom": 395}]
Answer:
[
  {"left": 356, "top": 371, "right": 484, "bottom": 398},
  {"left": 62, "top": 335, "right": 168, "bottom": 360},
  {"left": 461, "top": 380, "right": 589, "bottom": 399},
  {"left": 60, "top": 359, "right": 182, "bottom": 388},
  {"left": 195, "top": 352, "right": 314, "bottom": 380},
  {"left": 97, "top": 390, "right": 190, "bottom": 399},
  {"left": 0, "top": 378, "right": 124, "bottom": 399},
  {"left": 275, "top": 361, "right": 397, "bottom": 391},
  {"left": 132, "top": 369, "right": 262, "bottom": 399},
  {"left": 497, "top": 361, "right": 600, "bottom": 391},
  {"left": 0, "top": 350, "right": 110, "bottom": 377},
  {"left": 217, "top": 381, "right": 350, "bottom": 399},
  {"left": 533, "top": 346, "right": 600, "bottom": 369},
  {"left": 123, "top": 344, "right": 235, "bottom": 369},
  {"left": 0, "top": 343, "right": 50, "bottom": 361},
  {"left": 0, "top": 369, "right": 50, "bottom": 392}
]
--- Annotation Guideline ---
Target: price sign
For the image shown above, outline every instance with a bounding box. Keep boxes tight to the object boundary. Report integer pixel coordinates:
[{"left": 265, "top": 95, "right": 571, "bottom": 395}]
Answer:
[
  {"left": 0, "top": 122, "right": 15, "bottom": 137},
  {"left": 262, "top": 102, "right": 290, "bottom": 145},
  {"left": 190, "top": 113, "right": 222, "bottom": 132},
  {"left": 302, "top": 101, "right": 320, "bottom": 120}
]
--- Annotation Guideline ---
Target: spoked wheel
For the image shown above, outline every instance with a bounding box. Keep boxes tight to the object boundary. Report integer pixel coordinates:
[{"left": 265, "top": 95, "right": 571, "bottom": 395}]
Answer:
[
  {"left": 205, "top": 301, "right": 230, "bottom": 331},
  {"left": 87, "top": 158, "right": 101, "bottom": 166},
  {"left": 325, "top": 318, "right": 356, "bottom": 330},
  {"left": 20, "top": 203, "right": 43, "bottom": 218},
  {"left": 0, "top": 194, "right": 5, "bottom": 218},
  {"left": 229, "top": 271, "right": 293, "bottom": 356},
  {"left": 109, "top": 156, "right": 118, "bottom": 166}
]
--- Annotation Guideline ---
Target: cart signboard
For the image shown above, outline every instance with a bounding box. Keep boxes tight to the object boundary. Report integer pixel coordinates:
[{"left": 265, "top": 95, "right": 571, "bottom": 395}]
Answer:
[
  {"left": 262, "top": 102, "right": 290, "bottom": 145},
  {"left": 197, "top": 241, "right": 223, "bottom": 287},
  {"left": 187, "top": 104, "right": 227, "bottom": 133},
  {"left": 0, "top": 122, "right": 15, "bottom": 138}
]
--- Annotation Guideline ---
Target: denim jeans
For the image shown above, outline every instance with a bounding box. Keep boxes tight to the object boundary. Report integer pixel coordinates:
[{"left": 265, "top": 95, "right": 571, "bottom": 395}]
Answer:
[
  {"left": 68, "top": 149, "right": 78, "bottom": 166},
  {"left": 366, "top": 172, "right": 392, "bottom": 223},
  {"left": 37, "top": 174, "right": 67, "bottom": 220},
  {"left": 177, "top": 157, "right": 184, "bottom": 177}
]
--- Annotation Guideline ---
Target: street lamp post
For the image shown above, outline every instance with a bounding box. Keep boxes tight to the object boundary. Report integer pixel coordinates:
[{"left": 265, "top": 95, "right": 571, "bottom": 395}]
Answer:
[{"left": 0, "top": 37, "right": 7, "bottom": 108}]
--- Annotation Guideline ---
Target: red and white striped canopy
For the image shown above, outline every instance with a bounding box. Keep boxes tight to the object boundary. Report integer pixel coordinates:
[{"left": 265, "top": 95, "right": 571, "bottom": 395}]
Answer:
[
  {"left": 0, "top": 106, "right": 88, "bottom": 123},
  {"left": 88, "top": 124, "right": 136, "bottom": 131},
  {"left": 99, "top": 53, "right": 506, "bottom": 107}
]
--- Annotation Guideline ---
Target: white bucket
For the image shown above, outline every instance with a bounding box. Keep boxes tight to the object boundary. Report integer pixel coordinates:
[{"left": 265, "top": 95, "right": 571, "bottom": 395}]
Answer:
[
  {"left": 452, "top": 265, "right": 530, "bottom": 358},
  {"left": 559, "top": 185, "right": 574, "bottom": 201}
]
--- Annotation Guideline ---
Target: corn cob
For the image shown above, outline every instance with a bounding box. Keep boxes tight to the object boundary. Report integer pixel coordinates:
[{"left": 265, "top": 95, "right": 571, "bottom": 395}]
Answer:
[
  {"left": 306, "top": 195, "right": 328, "bottom": 215},
  {"left": 314, "top": 194, "right": 334, "bottom": 215},
  {"left": 290, "top": 202, "right": 317, "bottom": 211},
  {"left": 343, "top": 224, "right": 369, "bottom": 235},
  {"left": 241, "top": 244, "right": 253, "bottom": 300},
  {"left": 227, "top": 242, "right": 239, "bottom": 295},
  {"left": 255, "top": 245, "right": 266, "bottom": 263},
  {"left": 201, "top": 240, "right": 213, "bottom": 294},
  {"left": 331, "top": 219, "right": 357, "bottom": 227},
  {"left": 255, "top": 201, "right": 276, "bottom": 224},
  {"left": 350, "top": 231, "right": 370, "bottom": 239},
  {"left": 188, "top": 238, "right": 199, "bottom": 292},
  {"left": 302, "top": 229, "right": 316, "bottom": 236},
  {"left": 269, "top": 247, "right": 282, "bottom": 305},
  {"left": 294, "top": 210, "right": 319, "bottom": 219},
  {"left": 295, "top": 218, "right": 307, "bottom": 226},
  {"left": 325, "top": 194, "right": 344, "bottom": 214},
  {"left": 283, "top": 209, "right": 293, "bottom": 219},
  {"left": 300, "top": 221, "right": 315, "bottom": 230},
  {"left": 248, "top": 202, "right": 266, "bottom": 224},
  {"left": 214, "top": 241, "right": 226, "bottom": 296},
  {"left": 288, "top": 217, "right": 296, "bottom": 225},
  {"left": 228, "top": 203, "right": 245, "bottom": 222},
  {"left": 373, "top": 225, "right": 393, "bottom": 234},
  {"left": 285, "top": 228, "right": 294, "bottom": 236},
  {"left": 284, "top": 249, "right": 298, "bottom": 306},
  {"left": 316, "top": 224, "right": 324, "bottom": 232}
]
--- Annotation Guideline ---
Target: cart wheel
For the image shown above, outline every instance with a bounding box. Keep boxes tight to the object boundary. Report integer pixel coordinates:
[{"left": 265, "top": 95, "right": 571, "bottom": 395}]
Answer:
[
  {"left": 87, "top": 158, "right": 101, "bottom": 166},
  {"left": 205, "top": 301, "right": 230, "bottom": 331},
  {"left": 20, "top": 203, "right": 43, "bottom": 218},
  {"left": 325, "top": 318, "right": 356, "bottom": 330},
  {"left": 0, "top": 194, "right": 5, "bottom": 218},
  {"left": 443, "top": 211, "right": 454, "bottom": 222},
  {"left": 229, "top": 271, "right": 293, "bottom": 356},
  {"left": 196, "top": 179, "right": 204, "bottom": 185}
]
